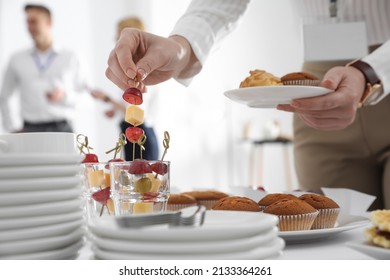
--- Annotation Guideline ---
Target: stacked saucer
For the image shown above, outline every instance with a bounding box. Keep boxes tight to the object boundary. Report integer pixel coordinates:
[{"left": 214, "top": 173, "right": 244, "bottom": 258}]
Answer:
[
  {"left": 0, "top": 133, "right": 84, "bottom": 259},
  {"left": 88, "top": 210, "right": 284, "bottom": 260}
]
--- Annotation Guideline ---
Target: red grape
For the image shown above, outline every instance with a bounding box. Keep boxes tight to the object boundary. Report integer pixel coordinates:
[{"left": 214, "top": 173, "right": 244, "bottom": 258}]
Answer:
[
  {"left": 92, "top": 187, "right": 110, "bottom": 204},
  {"left": 125, "top": 126, "right": 144, "bottom": 144},
  {"left": 128, "top": 159, "right": 152, "bottom": 174},
  {"left": 122, "top": 88, "right": 143, "bottom": 105},
  {"left": 105, "top": 158, "right": 124, "bottom": 169},
  {"left": 82, "top": 153, "right": 99, "bottom": 163},
  {"left": 151, "top": 162, "right": 168, "bottom": 175}
]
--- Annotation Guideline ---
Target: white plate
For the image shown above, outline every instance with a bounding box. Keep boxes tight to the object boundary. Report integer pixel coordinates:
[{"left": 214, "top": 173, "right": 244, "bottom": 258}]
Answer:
[
  {"left": 224, "top": 86, "right": 333, "bottom": 108},
  {"left": 0, "top": 198, "right": 82, "bottom": 218},
  {"left": 0, "top": 187, "right": 82, "bottom": 207},
  {"left": 0, "top": 176, "right": 80, "bottom": 192},
  {"left": 0, "top": 210, "right": 83, "bottom": 230},
  {"left": 0, "top": 164, "right": 80, "bottom": 179},
  {"left": 90, "top": 226, "right": 278, "bottom": 254},
  {"left": 0, "top": 219, "right": 84, "bottom": 242},
  {"left": 89, "top": 211, "right": 278, "bottom": 242},
  {"left": 0, "top": 153, "right": 83, "bottom": 166},
  {"left": 0, "top": 239, "right": 84, "bottom": 260},
  {"left": 346, "top": 241, "right": 390, "bottom": 260},
  {"left": 279, "top": 215, "right": 369, "bottom": 244},
  {"left": 92, "top": 237, "right": 285, "bottom": 260},
  {"left": 0, "top": 227, "right": 84, "bottom": 256}
]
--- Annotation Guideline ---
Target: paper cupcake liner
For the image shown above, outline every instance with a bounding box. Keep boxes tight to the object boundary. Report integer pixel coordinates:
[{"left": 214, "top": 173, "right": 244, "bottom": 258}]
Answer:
[
  {"left": 197, "top": 199, "right": 220, "bottom": 210},
  {"left": 277, "top": 211, "right": 319, "bottom": 231},
  {"left": 167, "top": 203, "right": 198, "bottom": 211},
  {"left": 282, "top": 80, "right": 320, "bottom": 86},
  {"left": 311, "top": 208, "right": 340, "bottom": 229}
]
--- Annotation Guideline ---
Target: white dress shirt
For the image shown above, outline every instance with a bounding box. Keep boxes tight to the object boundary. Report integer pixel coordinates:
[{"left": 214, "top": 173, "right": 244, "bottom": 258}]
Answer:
[
  {"left": 0, "top": 47, "right": 88, "bottom": 131},
  {"left": 170, "top": 0, "right": 390, "bottom": 101}
]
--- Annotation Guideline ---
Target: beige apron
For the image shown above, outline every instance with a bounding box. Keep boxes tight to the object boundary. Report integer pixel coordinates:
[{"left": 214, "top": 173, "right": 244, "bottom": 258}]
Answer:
[{"left": 294, "top": 46, "right": 390, "bottom": 210}]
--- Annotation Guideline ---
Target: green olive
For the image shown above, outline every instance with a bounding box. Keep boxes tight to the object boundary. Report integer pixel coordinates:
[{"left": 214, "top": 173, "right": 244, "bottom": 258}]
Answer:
[{"left": 134, "top": 177, "right": 152, "bottom": 193}]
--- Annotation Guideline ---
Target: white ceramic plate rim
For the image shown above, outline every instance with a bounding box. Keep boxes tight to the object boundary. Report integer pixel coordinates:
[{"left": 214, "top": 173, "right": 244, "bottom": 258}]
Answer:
[
  {"left": 0, "top": 219, "right": 84, "bottom": 242},
  {"left": 346, "top": 241, "right": 390, "bottom": 260},
  {"left": 0, "top": 153, "right": 83, "bottom": 166},
  {"left": 279, "top": 217, "right": 369, "bottom": 243},
  {"left": 224, "top": 86, "right": 333, "bottom": 108},
  {"left": 0, "top": 164, "right": 80, "bottom": 179},
  {"left": 0, "top": 176, "right": 81, "bottom": 192},
  {"left": 0, "top": 187, "right": 82, "bottom": 207},
  {"left": 92, "top": 237, "right": 285, "bottom": 260},
  {"left": 0, "top": 239, "right": 84, "bottom": 260},
  {"left": 89, "top": 211, "right": 278, "bottom": 242},
  {"left": 90, "top": 227, "right": 278, "bottom": 254},
  {"left": 0, "top": 210, "right": 83, "bottom": 230},
  {"left": 0, "top": 198, "right": 83, "bottom": 218},
  {"left": 0, "top": 228, "right": 84, "bottom": 256}
]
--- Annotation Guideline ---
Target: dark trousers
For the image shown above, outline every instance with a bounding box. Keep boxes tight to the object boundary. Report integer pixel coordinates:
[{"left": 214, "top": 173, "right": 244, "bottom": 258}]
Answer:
[
  {"left": 120, "top": 121, "right": 159, "bottom": 161},
  {"left": 22, "top": 120, "right": 73, "bottom": 133}
]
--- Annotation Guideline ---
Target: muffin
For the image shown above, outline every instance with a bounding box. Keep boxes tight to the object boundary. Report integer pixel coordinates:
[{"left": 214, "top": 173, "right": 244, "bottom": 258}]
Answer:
[
  {"left": 240, "top": 70, "right": 282, "bottom": 88},
  {"left": 211, "top": 196, "right": 261, "bottom": 212},
  {"left": 167, "top": 194, "right": 197, "bottom": 211},
  {"left": 181, "top": 190, "right": 229, "bottom": 210},
  {"left": 299, "top": 194, "right": 340, "bottom": 229},
  {"left": 258, "top": 193, "right": 298, "bottom": 211},
  {"left": 263, "top": 199, "right": 318, "bottom": 231},
  {"left": 280, "top": 71, "right": 319, "bottom": 86}
]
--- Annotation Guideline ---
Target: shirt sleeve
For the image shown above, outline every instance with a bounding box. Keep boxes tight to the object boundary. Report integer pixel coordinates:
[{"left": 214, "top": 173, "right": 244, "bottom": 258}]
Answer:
[
  {"left": 170, "top": 0, "right": 250, "bottom": 85},
  {"left": 362, "top": 39, "right": 390, "bottom": 103},
  {"left": 62, "top": 52, "right": 89, "bottom": 106},
  {"left": 0, "top": 57, "right": 18, "bottom": 131}
]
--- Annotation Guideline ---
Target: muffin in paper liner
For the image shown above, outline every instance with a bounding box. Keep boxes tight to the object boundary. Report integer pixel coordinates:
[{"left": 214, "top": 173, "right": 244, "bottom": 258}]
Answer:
[
  {"left": 167, "top": 203, "right": 198, "bottom": 212},
  {"left": 198, "top": 199, "right": 221, "bottom": 210},
  {"left": 311, "top": 208, "right": 340, "bottom": 229},
  {"left": 276, "top": 211, "right": 319, "bottom": 231},
  {"left": 282, "top": 80, "right": 320, "bottom": 86}
]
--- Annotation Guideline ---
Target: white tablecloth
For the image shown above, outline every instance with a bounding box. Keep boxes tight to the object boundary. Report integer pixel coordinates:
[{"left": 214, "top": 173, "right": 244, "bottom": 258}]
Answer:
[{"left": 77, "top": 226, "right": 372, "bottom": 260}]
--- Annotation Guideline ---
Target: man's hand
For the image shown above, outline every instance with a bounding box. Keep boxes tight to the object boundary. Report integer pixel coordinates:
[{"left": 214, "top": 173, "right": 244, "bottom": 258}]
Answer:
[
  {"left": 277, "top": 66, "right": 366, "bottom": 130},
  {"left": 46, "top": 87, "right": 65, "bottom": 103},
  {"left": 106, "top": 28, "right": 200, "bottom": 91}
]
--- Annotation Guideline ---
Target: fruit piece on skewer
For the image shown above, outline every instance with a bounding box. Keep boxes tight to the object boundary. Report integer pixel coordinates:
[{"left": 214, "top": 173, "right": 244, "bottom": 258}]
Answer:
[
  {"left": 125, "top": 126, "right": 144, "bottom": 144},
  {"left": 133, "top": 202, "right": 154, "bottom": 213},
  {"left": 87, "top": 170, "right": 106, "bottom": 187},
  {"left": 128, "top": 159, "right": 153, "bottom": 174},
  {"left": 77, "top": 134, "right": 99, "bottom": 163},
  {"left": 105, "top": 133, "right": 127, "bottom": 168},
  {"left": 92, "top": 187, "right": 112, "bottom": 217},
  {"left": 122, "top": 87, "right": 143, "bottom": 105},
  {"left": 125, "top": 105, "right": 144, "bottom": 126}
]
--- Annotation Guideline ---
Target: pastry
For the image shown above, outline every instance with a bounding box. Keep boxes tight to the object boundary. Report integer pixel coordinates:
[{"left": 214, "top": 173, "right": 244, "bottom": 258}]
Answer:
[
  {"left": 365, "top": 209, "right": 390, "bottom": 249},
  {"left": 280, "top": 71, "right": 319, "bottom": 86},
  {"left": 299, "top": 193, "right": 340, "bottom": 229},
  {"left": 263, "top": 199, "right": 318, "bottom": 231},
  {"left": 239, "top": 70, "right": 282, "bottom": 88},
  {"left": 181, "top": 190, "right": 229, "bottom": 210},
  {"left": 211, "top": 196, "right": 261, "bottom": 212},
  {"left": 167, "top": 193, "right": 197, "bottom": 211},
  {"left": 258, "top": 193, "right": 298, "bottom": 211}
]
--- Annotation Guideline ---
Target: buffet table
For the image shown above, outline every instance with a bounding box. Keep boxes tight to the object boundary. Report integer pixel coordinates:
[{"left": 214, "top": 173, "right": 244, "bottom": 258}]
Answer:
[{"left": 77, "top": 225, "right": 373, "bottom": 260}]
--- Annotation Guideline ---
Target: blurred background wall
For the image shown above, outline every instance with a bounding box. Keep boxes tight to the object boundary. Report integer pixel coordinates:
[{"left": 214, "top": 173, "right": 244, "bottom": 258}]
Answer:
[{"left": 0, "top": 0, "right": 303, "bottom": 192}]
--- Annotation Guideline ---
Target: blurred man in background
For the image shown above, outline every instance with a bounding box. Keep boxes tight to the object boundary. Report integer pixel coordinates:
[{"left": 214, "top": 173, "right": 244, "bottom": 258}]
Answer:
[{"left": 0, "top": 4, "right": 89, "bottom": 132}]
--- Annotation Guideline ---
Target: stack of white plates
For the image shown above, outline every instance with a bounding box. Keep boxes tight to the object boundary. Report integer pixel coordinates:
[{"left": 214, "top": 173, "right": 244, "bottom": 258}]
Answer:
[
  {"left": 88, "top": 210, "right": 284, "bottom": 260},
  {"left": 0, "top": 151, "right": 85, "bottom": 259}
]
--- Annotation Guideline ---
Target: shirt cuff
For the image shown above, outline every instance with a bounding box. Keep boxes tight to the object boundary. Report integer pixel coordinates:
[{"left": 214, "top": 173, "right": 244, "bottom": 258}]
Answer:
[{"left": 362, "top": 40, "right": 390, "bottom": 103}]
